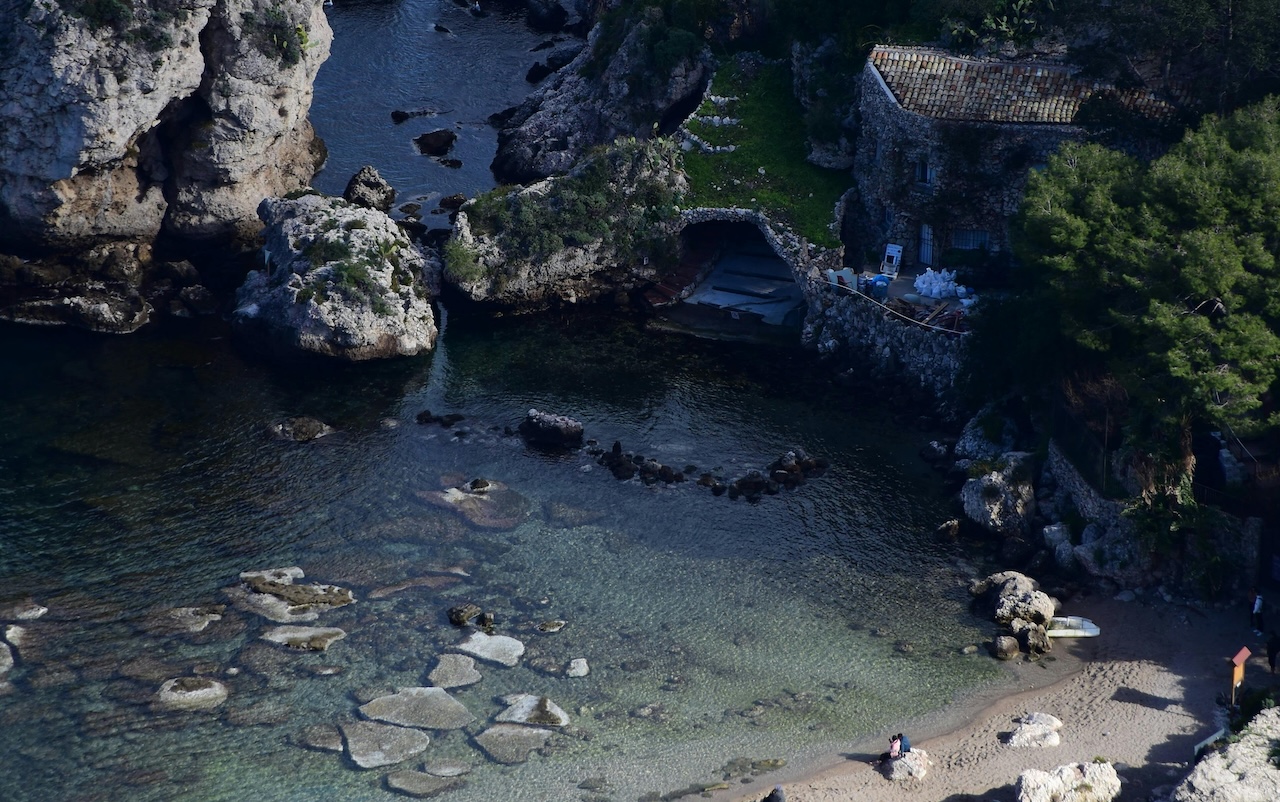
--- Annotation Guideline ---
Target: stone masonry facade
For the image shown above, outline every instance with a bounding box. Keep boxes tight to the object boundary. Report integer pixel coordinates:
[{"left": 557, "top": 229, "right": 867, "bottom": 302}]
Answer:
[{"left": 850, "top": 46, "right": 1184, "bottom": 274}]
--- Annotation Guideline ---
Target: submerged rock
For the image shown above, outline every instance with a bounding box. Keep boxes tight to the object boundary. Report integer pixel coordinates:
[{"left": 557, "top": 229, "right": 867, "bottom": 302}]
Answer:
[
  {"left": 385, "top": 769, "right": 465, "bottom": 798},
  {"left": 495, "top": 694, "right": 570, "bottom": 727},
  {"left": 359, "top": 687, "right": 476, "bottom": 730},
  {"left": 226, "top": 567, "right": 355, "bottom": 623},
  {"left": 295, "top": 723, "right": 345, "bottom": 753},
  {"left": 269, "top": 416, "right": 335, "bottom": 442},
  {"left": 566, "top": 658, "right": 589, "bottom": 678},
  {"left": 0, "top": 598, "right": 48, "bottom": 621},
  {"left": 144, "top": 605, "right": 226, "bottom": 635},
  {"left": 422, "top": 759, "right": 472, "bottom": 777},
  {"left": 472, "top": 723, "right": 553, "bottom": 764},
  {"left": 452, "top": 631, "right": 525, "bottom": 667},
  {"left": 156, "top": 677, "right": 229, "bottom": 711},
  {"left": 0, "top": 642, "right": 12, "bottom": 678},
  {"left": 417, "top": 479, "right": 532, "bottom": 529},
  {"left": 428, "top": 654, "right": 482, "bottom": 689},
  {"left": 341, "top": 720, "right": 431, "bottom": 769},
  {"left": 261, "top": 626, "right": 347, "bottom": 651}
]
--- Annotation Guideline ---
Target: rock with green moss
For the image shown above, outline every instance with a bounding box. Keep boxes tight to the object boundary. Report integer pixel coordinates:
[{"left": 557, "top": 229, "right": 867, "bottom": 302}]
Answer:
[
  {"left": 226, "top": 566, "right": 355, "bottom": 623},
  {"left": 234, "top": 194, "right": 438, "bottom": 361},
  {"left": 447, "top": 138, "right": 685, "bottom": 311}
]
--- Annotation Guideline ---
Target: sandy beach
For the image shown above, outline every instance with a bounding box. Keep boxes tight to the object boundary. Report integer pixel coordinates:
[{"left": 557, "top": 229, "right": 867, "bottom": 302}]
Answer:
[{"left": 732, "top": 593, "right": 1274, "bottom": 802}]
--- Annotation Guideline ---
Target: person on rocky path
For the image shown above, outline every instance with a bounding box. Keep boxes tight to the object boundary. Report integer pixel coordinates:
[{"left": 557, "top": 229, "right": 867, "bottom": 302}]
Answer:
[
  {"left": 1252, "top": 590, "right": 1266, "bottom": 636},
  {"left": 1268, "top": 632, "right": 1280, "bottom": 674}
]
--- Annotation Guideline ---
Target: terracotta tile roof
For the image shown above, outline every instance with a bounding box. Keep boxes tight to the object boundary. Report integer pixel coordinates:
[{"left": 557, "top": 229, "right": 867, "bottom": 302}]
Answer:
[{"left": 867, "top": 46, "right": 1184, "bottom": 124}]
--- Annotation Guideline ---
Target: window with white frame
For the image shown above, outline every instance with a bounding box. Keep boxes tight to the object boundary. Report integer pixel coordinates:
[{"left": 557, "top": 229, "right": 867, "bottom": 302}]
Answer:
[{"left": 952, "top": 229, "right": 991, "bottom": 250}]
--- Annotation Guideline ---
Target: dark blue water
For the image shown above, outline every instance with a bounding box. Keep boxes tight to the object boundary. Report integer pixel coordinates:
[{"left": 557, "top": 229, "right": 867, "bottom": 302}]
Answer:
[{"left": 310, "top": 0, "right": 546, "bottom": 207}]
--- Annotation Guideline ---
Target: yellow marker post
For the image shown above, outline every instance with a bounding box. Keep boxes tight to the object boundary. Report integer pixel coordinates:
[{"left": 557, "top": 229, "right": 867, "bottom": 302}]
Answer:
[{"left": 1231, "top": 647, "right": 1252, "bottom": 707}]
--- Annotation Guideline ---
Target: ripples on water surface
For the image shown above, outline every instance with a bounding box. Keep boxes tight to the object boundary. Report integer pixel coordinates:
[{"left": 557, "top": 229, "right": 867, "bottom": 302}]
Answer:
[
  {"left": 309, "top": 0, "right": 545, "bottom": 205},
  {"left": 0, "top": 2, "right": 1006, "bottom": 799},
  {"left": 0, "top": 313, "right": 1003, "bottom": 801}
]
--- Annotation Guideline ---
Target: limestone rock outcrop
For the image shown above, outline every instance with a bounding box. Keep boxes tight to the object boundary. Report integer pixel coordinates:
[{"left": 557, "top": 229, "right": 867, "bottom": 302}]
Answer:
[
  {"left": 490, "top": 8, "right": 711, "bottom": 184},
  {"left": 971, "top": 571, "right": 1056, "bottom": 626},
  {"left": 961, "top": 452, "right": 1037, "bottom": 537},
  {"left": 448, "top": 138, "right": 684, "bottom": 310},
  {"left": 0, "top": 0, "right": 330, "bottom": 251},
  {"left": 233, "top": 194, "right": 438, "bottom": 361},
  {"left": 1017, "top": 760, "right": 1121, "bottom": 802},
  {"left": 1171, "top": 707, "right": 1280, "bottom": 802}
]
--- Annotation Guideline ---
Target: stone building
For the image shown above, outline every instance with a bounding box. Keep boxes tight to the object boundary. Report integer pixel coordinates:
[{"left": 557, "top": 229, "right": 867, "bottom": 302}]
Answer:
[{"left": 851, "top": 45, "right": 1185, "bottom": 278}]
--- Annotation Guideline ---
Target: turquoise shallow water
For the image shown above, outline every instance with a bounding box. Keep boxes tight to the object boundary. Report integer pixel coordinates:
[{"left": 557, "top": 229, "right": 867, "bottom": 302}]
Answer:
[{"left": 0, "top": 312, "right": 1004, "bottom": 801}]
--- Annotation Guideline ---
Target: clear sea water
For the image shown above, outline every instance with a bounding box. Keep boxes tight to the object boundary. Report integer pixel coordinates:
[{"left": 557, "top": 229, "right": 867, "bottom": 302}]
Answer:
[
  {"left": 0, "top": 3, "right": 1007, "bottom": 800},
  {"left": 0, "top": 312, "right": 1003, "bottom": 802}
]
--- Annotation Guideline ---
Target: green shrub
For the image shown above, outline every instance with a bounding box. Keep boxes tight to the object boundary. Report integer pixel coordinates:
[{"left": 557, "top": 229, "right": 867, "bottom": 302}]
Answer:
[
  {"left": 443, "top": 239, "right": 485, "bottom": 284},
  {"left": 304, "top": 238, "right": 352, "bottom": 265}
]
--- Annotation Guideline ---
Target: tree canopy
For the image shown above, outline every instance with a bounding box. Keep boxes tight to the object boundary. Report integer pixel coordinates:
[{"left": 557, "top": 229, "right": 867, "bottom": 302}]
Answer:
[{"left": 973, "top": 97, "right": 1280, "bottom": 486}]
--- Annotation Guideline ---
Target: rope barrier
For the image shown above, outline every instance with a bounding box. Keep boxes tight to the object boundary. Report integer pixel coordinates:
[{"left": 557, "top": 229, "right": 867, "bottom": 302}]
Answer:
[{"left": 824, "top": 279, "right": 971, "bottom": 336}]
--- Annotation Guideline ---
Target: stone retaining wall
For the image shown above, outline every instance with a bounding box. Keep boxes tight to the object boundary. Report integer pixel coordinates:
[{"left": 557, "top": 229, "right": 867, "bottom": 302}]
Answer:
[{"left": 676, "top": 205, "right": 966, "bottom": 412}]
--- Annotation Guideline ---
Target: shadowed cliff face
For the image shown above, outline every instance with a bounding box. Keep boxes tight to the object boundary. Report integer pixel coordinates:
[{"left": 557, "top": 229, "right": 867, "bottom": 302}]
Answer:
[{"left": 0, "top": 0, "right": 331, "bottom": 254}]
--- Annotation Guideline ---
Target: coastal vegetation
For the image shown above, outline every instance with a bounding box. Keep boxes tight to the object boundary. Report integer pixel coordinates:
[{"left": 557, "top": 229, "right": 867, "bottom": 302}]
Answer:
[
  {"left": 681, "top": 60, "right": 849, "bottom": 248},
  {"left": 968, "top": 96, "right": 1280, "bottom": 550},
  {"left": 449, "top": 138, "right": 684, "bottom": 283}
]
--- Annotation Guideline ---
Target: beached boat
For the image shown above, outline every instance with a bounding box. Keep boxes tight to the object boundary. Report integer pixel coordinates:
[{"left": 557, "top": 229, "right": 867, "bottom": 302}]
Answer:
[{"left": 1046, "top": 615, "right": 1100, "bottom": 638}]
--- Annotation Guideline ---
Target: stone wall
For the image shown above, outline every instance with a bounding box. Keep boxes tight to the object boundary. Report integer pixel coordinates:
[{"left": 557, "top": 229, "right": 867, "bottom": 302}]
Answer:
[
  {"left": 851, "top": 63, "right": 1078, "bottom": 271},
  {"left": 806, "top": 284, "right": 967, "bottom": 408}
]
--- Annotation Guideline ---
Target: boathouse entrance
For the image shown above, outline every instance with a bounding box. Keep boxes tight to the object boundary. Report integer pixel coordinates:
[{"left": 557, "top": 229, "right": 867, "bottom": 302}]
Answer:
[{"left": 645, "top": 221, "right": 806, "bottom": 341}]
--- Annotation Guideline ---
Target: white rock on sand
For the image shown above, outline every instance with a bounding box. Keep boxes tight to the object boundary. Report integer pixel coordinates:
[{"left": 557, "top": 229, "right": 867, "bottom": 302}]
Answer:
[
  {"left": 1016, "top": 760, "right": 1120, "bottom": 802},
  {"left": 1007, "top": 712, "right": 1064, "bottom": 748},
  {"left": 1171, "top": 706, "right": 1280, "bottom": 801}
]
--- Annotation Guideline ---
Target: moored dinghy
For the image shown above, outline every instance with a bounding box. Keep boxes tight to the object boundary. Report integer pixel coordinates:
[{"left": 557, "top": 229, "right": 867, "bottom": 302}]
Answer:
[{"left": 1046, "top": 615, "right": 1101, "bottom": 638}]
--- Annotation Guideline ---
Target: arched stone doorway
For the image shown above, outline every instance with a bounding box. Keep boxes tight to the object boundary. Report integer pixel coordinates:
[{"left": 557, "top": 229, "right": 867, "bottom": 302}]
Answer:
[{"left": 646, "top": 220, "right": 807, "bottom": 340}]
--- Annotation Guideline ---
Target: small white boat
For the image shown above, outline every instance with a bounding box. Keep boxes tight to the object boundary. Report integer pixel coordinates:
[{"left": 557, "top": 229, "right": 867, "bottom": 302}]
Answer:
[{"left": 1046, "top": 615, "right": 1100, "bottom": 638}]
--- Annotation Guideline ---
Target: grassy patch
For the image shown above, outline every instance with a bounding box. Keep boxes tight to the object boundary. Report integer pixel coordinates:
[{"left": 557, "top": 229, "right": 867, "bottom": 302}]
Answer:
[{"left": 680, "top": 59, "right": 851, "bottom": 248}]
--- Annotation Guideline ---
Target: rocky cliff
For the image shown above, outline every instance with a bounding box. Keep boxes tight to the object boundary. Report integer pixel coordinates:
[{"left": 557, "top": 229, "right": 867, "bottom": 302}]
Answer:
[
  {"left": 0, "top": 0, "right": 329, "bottom": 312},
  {"left": 490, "top": 6, "right": 711, "bottom": 184}
]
